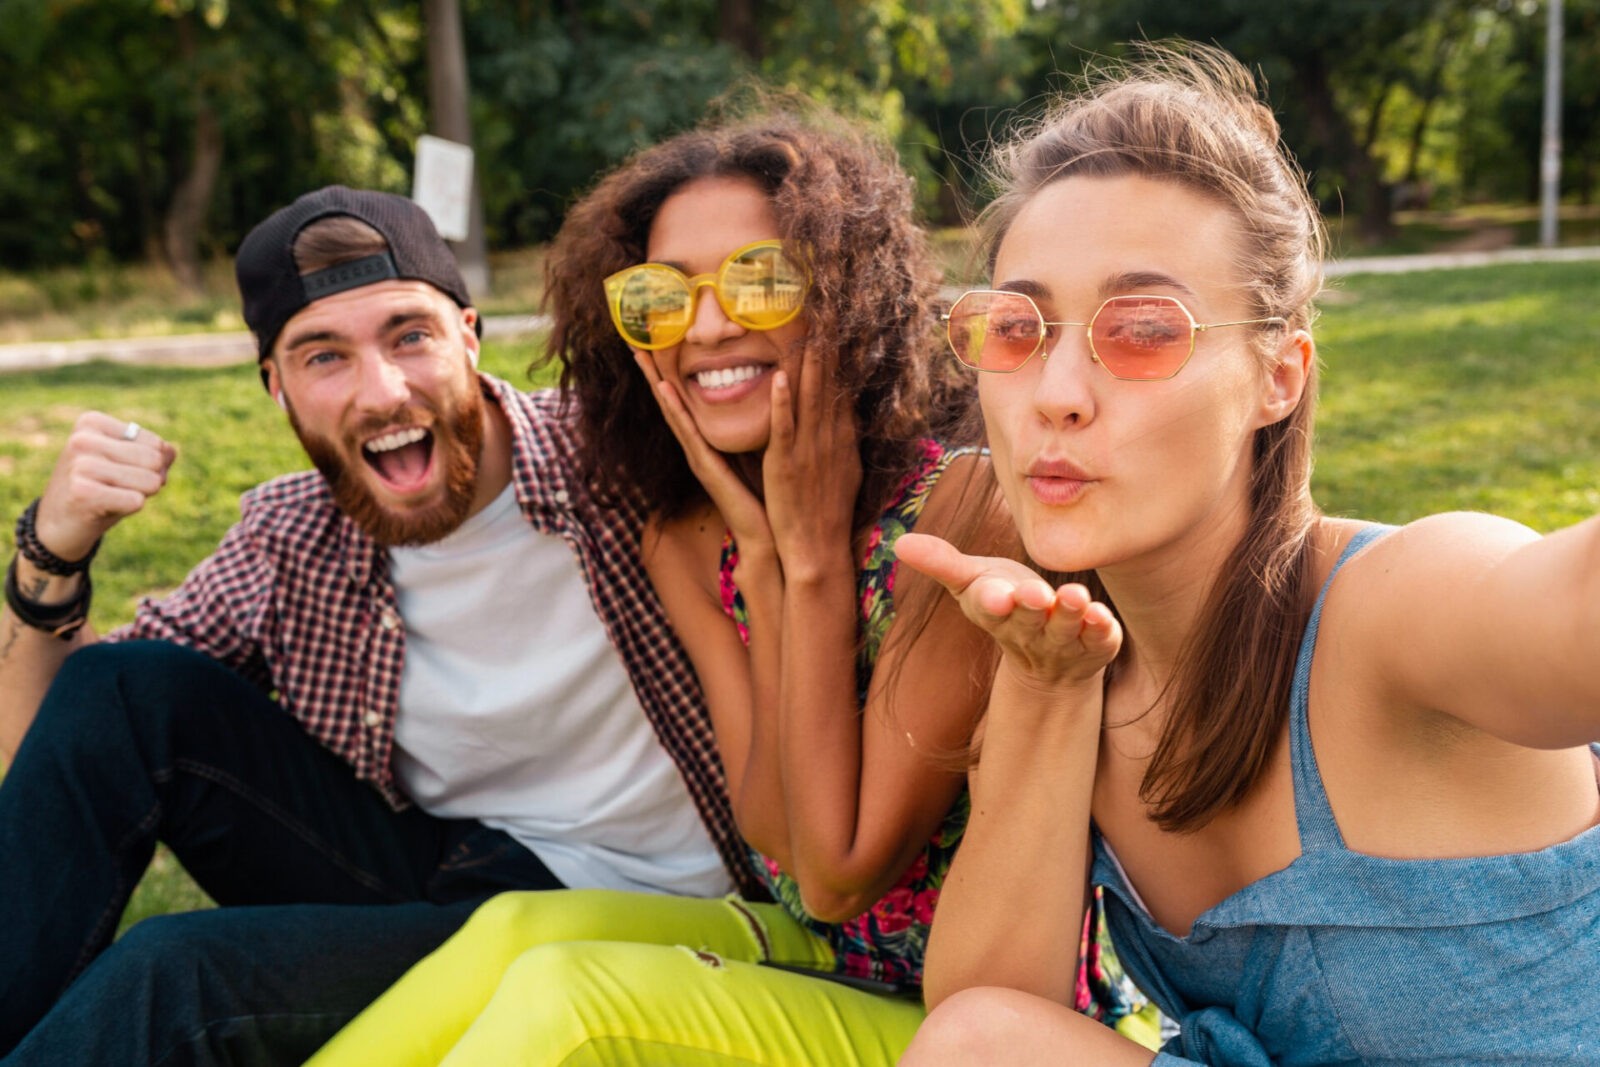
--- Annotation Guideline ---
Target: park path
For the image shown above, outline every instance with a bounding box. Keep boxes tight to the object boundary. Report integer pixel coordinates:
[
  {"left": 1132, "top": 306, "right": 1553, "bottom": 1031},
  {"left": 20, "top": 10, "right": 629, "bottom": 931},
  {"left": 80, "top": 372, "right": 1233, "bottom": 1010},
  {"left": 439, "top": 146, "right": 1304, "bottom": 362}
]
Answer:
[
  {"left": 3, "top": 244, "right": 1599, "bottom": 376},
  {"left": 0, "top": 314, "right": 548, "bottom": 376}
]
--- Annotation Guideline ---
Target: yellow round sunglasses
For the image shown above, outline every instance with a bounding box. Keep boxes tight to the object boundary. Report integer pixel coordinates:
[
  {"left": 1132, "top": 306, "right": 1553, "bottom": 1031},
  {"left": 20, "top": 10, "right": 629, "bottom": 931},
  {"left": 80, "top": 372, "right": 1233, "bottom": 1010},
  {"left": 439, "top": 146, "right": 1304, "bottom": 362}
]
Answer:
[{"left": 603, "top": 239, "right": 809, "bottom": 350}]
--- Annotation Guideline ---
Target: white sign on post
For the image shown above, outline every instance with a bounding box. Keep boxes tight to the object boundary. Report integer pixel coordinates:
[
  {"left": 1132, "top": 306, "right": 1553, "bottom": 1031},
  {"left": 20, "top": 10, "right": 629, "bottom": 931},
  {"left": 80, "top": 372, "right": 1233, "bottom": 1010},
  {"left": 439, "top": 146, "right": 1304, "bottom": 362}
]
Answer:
[{"left": 412, "top": 134, "right": 475, "bottom": 242}]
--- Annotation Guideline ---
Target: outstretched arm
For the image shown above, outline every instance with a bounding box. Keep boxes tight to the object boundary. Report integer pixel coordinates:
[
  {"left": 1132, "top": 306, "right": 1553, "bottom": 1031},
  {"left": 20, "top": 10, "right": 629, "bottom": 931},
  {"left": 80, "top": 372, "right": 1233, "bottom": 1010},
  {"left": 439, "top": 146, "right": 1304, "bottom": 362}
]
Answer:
[
  {"left": 1353, "top": 511, "right": 1600, "bottom": 747},
  {"left": 1, "top": 414, "right": 175, "bottom": 762},
  {"left": 895, "top": 531, "right": 1119, "bottom": 1011}
]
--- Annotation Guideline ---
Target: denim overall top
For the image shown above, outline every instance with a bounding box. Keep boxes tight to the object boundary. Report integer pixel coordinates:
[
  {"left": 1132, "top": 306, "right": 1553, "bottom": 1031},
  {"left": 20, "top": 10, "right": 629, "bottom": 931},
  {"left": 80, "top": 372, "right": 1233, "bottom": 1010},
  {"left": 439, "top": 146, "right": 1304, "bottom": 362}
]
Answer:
[{"left": 1092, "top": 526, "right": 1600, "bottom": 1065}]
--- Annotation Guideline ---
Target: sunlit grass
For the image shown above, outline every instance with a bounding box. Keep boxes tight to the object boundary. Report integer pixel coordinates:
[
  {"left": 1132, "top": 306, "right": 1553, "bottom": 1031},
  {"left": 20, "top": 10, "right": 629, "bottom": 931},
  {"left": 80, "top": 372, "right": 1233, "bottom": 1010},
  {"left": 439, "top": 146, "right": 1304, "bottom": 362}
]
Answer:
[
  {"left": 0, "top": 258, "right": 245, "bottom": 345},
  {"left": 1324, "top": 203, "right": 1600, "bottom": 259},
  {"left": 1313, "top": 261, "right": 1600, "bottom": 530}
]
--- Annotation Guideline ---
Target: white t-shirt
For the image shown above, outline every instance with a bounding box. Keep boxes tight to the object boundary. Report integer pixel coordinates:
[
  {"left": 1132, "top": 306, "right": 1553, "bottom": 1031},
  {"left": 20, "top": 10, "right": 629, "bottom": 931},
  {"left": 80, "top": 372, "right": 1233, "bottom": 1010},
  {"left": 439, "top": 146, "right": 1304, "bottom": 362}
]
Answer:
[{"left": 387, "top": 484, "right": 731, "bottom": 897}]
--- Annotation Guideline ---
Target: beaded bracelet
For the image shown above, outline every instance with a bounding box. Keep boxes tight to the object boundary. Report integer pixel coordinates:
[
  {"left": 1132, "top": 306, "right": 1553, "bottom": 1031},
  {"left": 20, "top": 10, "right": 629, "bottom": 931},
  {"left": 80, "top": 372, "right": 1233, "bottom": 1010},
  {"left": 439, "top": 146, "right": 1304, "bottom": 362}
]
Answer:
[{"left": 14, "top": 498, "right": 99, "bottom": 576}]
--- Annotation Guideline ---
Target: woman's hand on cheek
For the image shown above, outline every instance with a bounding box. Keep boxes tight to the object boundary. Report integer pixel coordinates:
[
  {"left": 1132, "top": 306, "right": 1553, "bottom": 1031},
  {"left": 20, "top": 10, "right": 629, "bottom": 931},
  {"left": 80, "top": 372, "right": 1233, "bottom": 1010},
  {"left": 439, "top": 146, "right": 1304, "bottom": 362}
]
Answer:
[
  {"left": 895, "top": 532, "right": 1121, "bottom": 690},
  {"left": 634, "top": 350, "right": 772, "bottom": 548},
  {"left": 762, "top": 344, "right": 862, "bottom": 574}
]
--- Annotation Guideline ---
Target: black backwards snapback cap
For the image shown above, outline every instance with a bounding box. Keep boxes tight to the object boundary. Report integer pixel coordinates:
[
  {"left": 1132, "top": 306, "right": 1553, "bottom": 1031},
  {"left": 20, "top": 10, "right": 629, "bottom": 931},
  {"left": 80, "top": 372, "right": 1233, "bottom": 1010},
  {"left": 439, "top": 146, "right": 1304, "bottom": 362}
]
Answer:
[{"left": 235, "top": 185, "right": 478, "bottom": 372}]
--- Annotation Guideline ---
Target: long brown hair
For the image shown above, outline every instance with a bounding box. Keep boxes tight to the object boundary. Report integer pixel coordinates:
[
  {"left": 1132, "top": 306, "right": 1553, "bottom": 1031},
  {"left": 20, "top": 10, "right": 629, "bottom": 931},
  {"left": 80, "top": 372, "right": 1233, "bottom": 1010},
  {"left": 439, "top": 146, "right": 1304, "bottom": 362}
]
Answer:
[
  {"left": 980, "top": 44, "right": 1327, "bottom": 832},
  {"left": 542, "top": 105, "right": 971, "bottom": 529}
]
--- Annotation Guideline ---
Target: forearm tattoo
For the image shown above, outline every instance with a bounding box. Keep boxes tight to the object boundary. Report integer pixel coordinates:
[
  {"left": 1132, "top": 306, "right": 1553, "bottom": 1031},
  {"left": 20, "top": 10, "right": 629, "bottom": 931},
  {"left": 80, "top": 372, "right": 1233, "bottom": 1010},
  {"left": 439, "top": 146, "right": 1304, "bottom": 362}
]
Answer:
[{"left": 0, "top": 615, "right": 21, "bottom": 667}]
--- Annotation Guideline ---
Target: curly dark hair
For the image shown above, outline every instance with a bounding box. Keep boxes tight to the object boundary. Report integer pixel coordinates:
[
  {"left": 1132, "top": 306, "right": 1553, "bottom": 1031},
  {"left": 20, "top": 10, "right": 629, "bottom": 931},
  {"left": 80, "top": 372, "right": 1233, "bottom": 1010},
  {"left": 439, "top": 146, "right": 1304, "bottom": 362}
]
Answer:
[{"left": 540, "top": 108, "right": 971, "bottom": 528}]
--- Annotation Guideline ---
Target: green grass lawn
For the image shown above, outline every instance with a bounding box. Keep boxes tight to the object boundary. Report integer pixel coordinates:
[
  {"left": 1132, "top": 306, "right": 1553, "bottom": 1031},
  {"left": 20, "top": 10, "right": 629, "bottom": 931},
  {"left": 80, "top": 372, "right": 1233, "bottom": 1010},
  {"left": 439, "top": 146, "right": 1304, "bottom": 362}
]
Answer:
[
  {"left": 1325, "top": 203, "right": 1600, "bottom": 260},
  {"left": 2, "top": 260, "right": 1597, "bottom": 928},
  {"left": 1315, "top": 262, "right": 1600, "bottom": 529}
]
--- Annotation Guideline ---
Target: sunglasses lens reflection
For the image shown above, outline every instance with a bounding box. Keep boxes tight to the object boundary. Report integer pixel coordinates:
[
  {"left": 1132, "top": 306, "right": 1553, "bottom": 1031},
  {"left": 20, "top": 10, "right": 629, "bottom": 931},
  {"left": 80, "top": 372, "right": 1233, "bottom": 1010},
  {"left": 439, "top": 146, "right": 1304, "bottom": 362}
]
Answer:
[
  {"left": 946, "top": 292, "right": 1197, "bottom": 379},
  {"left": 1092, "top": 297, "right": 1194, "bottom": 379},
  {"left": 610, "top": 242, "right": 807, "bottom": 349},
  {"left": 614, "top": 270, "right": 691, "bottom": 348},
  {"left": 946, "top": 292, "right": 1043, "bottom": 371},
  {"left": 723, "top": 245, "right": 806, "bottom": 330}
]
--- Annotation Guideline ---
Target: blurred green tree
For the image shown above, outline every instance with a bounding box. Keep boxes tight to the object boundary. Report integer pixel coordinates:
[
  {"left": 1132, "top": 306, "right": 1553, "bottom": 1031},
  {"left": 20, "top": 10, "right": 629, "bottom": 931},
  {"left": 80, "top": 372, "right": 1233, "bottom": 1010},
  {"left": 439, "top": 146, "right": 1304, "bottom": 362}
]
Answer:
[
  {"left": 1067, "top": 0, "right": 1464, "bottom": 242},
  {"left": 0, "top": 0, "right": 1588, "bottom": 280},
  {"left": 0, "top": 0, "right": 416, "bottom": 279},
  {"left": 1469, "top": 0, "right": 1600, "bottom": 205}
]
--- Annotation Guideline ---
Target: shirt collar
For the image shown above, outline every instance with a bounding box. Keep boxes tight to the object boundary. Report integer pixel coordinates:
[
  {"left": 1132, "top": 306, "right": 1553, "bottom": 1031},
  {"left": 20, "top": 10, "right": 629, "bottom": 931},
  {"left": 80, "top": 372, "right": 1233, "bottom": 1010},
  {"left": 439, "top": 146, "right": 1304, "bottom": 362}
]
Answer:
[{"left": 480, "top": 373, "right": 576, "bottom": 522}]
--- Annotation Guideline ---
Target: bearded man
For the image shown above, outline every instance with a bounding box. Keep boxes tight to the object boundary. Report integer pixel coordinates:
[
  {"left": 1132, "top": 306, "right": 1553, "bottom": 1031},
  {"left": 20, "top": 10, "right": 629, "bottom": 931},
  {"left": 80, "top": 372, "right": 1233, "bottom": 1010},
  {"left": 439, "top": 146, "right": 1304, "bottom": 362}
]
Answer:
[{"left": 0, "top": 188, "right": 753, "bottom": 1065}]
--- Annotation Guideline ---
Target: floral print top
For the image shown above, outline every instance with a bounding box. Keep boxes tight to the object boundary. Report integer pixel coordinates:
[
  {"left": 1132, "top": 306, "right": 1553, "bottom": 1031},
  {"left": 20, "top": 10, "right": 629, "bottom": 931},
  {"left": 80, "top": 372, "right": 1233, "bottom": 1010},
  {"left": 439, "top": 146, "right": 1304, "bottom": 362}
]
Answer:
[
  {"left": 717, "top": 439, "right": 1144, "bottom": 1026},
  {"left": 717, "top": 438, "right": 966, "bottom": 987}
]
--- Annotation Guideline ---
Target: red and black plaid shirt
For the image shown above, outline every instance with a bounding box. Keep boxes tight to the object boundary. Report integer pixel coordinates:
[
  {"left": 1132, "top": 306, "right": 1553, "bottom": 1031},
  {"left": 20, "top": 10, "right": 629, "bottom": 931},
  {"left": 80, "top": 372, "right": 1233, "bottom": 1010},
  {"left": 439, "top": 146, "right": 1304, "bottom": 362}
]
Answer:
[{"left": 107, "top": 376, "right": 759, "bottom": 897}]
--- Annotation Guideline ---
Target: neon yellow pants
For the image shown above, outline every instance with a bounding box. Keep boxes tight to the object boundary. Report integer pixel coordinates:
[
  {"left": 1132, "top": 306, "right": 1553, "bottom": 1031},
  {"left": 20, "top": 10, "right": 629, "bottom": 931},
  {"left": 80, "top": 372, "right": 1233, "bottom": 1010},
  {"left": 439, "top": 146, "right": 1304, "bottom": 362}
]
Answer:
[{"left": 306, "top": 889, "right": 926, "bottom": 1066}]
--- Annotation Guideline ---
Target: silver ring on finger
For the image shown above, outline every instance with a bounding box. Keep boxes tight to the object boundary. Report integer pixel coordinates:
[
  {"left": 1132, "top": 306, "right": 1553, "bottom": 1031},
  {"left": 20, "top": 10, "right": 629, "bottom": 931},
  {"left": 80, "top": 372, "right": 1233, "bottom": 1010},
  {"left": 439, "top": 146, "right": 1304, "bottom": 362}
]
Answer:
[{"left": 122, "top": 421, "right": 140, "bottom": 442}]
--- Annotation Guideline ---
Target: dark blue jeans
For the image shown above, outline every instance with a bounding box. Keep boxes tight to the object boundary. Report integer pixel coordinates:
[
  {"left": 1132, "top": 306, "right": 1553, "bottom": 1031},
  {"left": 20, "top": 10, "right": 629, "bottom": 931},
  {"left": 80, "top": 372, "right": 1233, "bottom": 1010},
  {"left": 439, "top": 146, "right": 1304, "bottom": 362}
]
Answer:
[{"left": 0, "top": 641, "right": 562, "bottom": 1066}]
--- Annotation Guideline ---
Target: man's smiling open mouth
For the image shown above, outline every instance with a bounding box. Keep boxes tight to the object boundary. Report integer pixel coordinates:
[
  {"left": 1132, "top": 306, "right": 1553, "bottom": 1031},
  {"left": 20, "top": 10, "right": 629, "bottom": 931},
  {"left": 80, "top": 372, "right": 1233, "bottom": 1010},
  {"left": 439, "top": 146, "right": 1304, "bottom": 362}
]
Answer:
[{"left": 362, "top": 426, "right": 436, "bottom": 493}]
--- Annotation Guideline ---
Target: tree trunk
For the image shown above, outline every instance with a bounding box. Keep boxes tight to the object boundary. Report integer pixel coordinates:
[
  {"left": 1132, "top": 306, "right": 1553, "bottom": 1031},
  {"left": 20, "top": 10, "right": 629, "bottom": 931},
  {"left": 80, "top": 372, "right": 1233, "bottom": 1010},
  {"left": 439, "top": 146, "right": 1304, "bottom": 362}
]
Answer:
[
  {"left": 424, "top": 0, "right": 490, "bottom": 297},
  {"left": 1403, "top": 27, "right": 1458, "bottom": 183},
  {"left": 1297, "top": 54, "right": 1394, "bottom": 245},
  {"left": 163, "top": 14, "right": 222, "bottom": 294},
  {"left": 1358, "top": 80, "right": 1396, "bottom": 235},
  {"left": 719, "top": 0, "right": 763, "bottom": 61},
  {"left": 136, "top": 119, "right": 163, "bottom": 263}
]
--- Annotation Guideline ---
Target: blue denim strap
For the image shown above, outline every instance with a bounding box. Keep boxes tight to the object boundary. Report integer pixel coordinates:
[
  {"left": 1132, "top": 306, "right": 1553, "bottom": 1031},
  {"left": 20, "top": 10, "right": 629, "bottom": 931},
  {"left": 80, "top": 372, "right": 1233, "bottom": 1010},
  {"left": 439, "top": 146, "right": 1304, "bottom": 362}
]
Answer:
[{"left": 1287, "top": 525, "right": 1392, "bottom": 854}]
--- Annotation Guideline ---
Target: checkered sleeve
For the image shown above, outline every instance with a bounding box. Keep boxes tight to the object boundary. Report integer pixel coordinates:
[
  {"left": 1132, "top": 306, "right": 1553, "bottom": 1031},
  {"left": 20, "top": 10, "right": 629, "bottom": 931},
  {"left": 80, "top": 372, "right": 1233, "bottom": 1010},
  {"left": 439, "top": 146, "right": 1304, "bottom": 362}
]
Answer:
[
  {"left": 105, "top": 514, "right": 276, "bottom": 693},
  {"left": 571, "top": 485, "right": 768, "bottom": 900}
]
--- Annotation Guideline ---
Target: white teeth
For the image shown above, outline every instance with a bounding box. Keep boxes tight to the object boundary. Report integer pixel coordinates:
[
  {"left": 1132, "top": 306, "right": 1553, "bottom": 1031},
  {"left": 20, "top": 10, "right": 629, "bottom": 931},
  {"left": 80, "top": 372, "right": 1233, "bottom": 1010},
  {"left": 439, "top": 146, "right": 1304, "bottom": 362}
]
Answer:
[
  {"left": 364, "top": 427, "right": 428, "bottom": 454},
  {"left": 693, "top": 365, "right": 764, "bottom": 390}
]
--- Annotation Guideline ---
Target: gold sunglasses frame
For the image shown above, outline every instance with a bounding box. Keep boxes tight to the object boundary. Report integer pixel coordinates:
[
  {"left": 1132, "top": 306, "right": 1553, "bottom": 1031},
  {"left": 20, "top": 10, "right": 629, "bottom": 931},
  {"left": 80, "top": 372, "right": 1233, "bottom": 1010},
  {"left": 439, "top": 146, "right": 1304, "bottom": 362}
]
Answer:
[{"left": 943, "top": 289, "right": 1286, "bottom": 381}]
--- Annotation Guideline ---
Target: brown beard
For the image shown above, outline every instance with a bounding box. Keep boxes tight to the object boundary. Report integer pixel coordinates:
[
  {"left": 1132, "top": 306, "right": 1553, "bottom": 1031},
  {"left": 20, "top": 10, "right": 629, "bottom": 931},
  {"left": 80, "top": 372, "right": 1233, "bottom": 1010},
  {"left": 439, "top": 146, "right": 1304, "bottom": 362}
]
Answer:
[{"left": 291, "top": 381, "right": 487, "bottom": 547}]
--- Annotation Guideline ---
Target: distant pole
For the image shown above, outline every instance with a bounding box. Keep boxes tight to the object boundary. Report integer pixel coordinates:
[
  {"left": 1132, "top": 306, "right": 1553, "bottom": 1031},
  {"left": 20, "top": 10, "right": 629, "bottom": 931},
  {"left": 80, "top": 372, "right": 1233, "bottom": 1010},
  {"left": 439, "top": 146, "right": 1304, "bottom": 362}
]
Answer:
[
  {"left": 424, "top": 0, "right": 490, "bottom": 295},
  {"left": 1539, "top": 0, "right": 1563, "bottom": 248}
]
